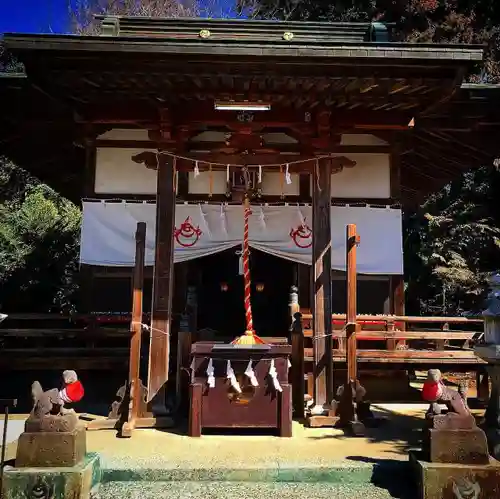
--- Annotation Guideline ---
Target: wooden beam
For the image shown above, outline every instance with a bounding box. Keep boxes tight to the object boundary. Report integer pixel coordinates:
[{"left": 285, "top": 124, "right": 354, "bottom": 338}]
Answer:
[
  {"left": 79, "top": 103, "right": 414, "bottom": 131},
  {"left": 147, "top": 155, "right": 176, "bottom": 403},
  {"left": 303, "top": 330, "right": 479, "bottom": 340},
  {"left": 303, "top": 349, "right": 485, "bottom": 363},
  {"left": 187, "top": 142, "right": 391, "bottom": 155},
  {"left": 310, "top": 157, "right": 333, "bottom": 414},
  {"left": 96, "top": 139, "right": 158, "bottom": 149}
]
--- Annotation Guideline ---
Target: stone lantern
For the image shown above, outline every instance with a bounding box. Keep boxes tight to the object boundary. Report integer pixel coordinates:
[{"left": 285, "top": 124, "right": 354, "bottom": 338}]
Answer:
[
  {"left": 482, "top": 273, "right": 500, "bottom": 344},
  {"left": 475, "top": 273, "right": 500, "bottom": 459}
]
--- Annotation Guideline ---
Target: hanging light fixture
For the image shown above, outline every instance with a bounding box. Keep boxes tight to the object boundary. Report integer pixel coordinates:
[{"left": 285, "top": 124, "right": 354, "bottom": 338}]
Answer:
[
  {"left": 256, "top": 283, "right": 265, "bottom": 292},
  {"left": 214, "top": 100, "right": 271, "bottom": 112},
  {"left": 220, "top": 282, "right": 229, "bottom": 292}
]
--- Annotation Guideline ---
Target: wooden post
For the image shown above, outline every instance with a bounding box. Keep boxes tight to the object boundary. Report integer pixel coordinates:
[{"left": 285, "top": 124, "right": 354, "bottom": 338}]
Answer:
[
  {"left": 290, "top": 285, "right": 305, "bottom": 419},
  {"left": 148, "top": 154, "right": 177, "bottom": 403},
  {"left": 188, "top": 383, "right": 203, "bottom": 437},
  {"left": 389, "top": 275, "right": 406, "bottom": 349},
  {"left": 308, "top": 157, "right": 335, "bottom": 426},
  {"left": 122, "top": 222, "right": 146, "bottom": 437},
  {"left": 346, "top": 224, "right": 359, "bottom": 385},
  {"left": 337, "top": 224, "right": 369, "bottom": 435},
  {"left": 176, "top": 285, "right": 196, "bottom": 414},
  {"left": 86, "top": 223, "right": 174, "bottom": 433},
  {"left": 477, "top": 370, "right": 490, "bottom": 404},
  {"left": 0, "top": 399, "right": 17, "bottom": 491},
  {"left": 279, "top": 383, "right": 293, "bottom": 437},
  {"left": 289, "top": 284, "right": 300, "bottom": 325}
]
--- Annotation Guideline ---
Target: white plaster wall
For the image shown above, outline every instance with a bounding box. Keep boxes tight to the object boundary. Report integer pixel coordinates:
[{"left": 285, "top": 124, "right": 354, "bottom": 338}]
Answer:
[
  {"left": 188, "top": 171, "right": 227, "bottom": 194},
  {"left": 187, "top": 170, "right": 300, "bottom": 196},
  {"left": 261, "top": 171, "right": 300, "bottom": 196},
  {"left": 309, "top": 153, "right": 390, "bottom": 198},
  {"left": 97, "top": 128, "right": 151, "bottom": 141},
  {"left": 95, "top": 148, "right": 158, "bottom": 194},
  {"left": 340, "top": 134, "right": 388, "bottom": 146},
  {"left": 95, "top": 148, "right": 390, "bottom": 198}
]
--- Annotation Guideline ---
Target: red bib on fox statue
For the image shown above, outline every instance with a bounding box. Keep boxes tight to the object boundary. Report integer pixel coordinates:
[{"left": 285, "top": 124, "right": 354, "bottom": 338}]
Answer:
[
  {"left": 422, "top": 379, "right": 443, "bottom": 402},
  {"left": 59, "top": 370, "right": 84, "bottom": 405}
]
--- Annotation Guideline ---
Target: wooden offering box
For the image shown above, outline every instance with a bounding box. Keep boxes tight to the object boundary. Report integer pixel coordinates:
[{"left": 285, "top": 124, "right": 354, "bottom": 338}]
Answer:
[{"left": 188, "top": 342, "right": 292, "bottom": 437}]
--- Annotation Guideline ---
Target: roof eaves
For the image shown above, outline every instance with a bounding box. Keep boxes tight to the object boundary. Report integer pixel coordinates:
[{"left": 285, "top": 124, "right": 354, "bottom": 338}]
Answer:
[{"left": 3, "top": 34, "right": 484, "bottom": 63}]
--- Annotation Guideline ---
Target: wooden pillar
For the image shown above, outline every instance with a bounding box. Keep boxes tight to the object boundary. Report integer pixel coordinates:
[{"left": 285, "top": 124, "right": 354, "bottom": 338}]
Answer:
[
  {"left": 476, "top": 369, "right": 490, "bottom": 404},
  {"left": 122, "top": 222, "right": 146, "bottom": 437},
  {"left": 297, "top": 263, "right": 310, "bottom": 310},
  {"left": 346, "top": 224, "right": 359, "bottom": 385},
  {"left": 389, "top": 137, "right": 402, "bottom": 203},
  {"left": 389, "top": 137, "right": 405, "bottom": 348},
  {"left": 290, "top": 286, "right": 305, "bottom": 419},
  {"left": 389, "top": 275, "right": 406, "bottom": 349},
  {"left": 176, "top": 284, "right": 196, "bottom": 413},
  {"left": 338, "top": 224, "right": 368, "bottom": 435},
  {"left": 147, "top": 155, "right": 176, "bottom": 403},
  {"left": 79, "top": 134, "right": 97, "bottom": 315},
  {"left": 310, "top": 158, "right": 333, "bottom": 417}
]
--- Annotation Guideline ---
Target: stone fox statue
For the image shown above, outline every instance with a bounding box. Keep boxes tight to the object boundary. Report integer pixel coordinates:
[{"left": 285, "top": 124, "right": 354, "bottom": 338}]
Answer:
[
  {"left": 31, "top": 370, "right": 85, "bottom": 419},
  {"left": 422, "top": 368, "right": 470, "bottom": 417}
]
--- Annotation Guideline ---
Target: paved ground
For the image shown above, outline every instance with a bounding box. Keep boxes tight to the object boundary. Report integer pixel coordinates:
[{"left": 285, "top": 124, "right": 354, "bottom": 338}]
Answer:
[
  {"left": 1, "top": 399, "right": 486, "bottom": 499},
  {"left": 86, "top": 403, "right": 431, "bottom": 470},
  {"left": 99, "top": 481, "right": 402, "bottom": 499}
]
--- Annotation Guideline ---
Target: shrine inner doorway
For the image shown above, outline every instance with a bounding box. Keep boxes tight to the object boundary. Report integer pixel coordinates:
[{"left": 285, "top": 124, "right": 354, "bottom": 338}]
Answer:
[{"left": 196, "top": 249, "right": 294, "bottom": 340}]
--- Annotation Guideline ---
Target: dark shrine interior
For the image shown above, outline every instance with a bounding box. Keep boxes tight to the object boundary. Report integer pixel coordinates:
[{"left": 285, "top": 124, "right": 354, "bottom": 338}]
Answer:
[
  {"left": 196, "top": 249, "right": 294, "bottom": 339},
  {"left": 89, "top": 252, "right": 391, "bottom": 337}
]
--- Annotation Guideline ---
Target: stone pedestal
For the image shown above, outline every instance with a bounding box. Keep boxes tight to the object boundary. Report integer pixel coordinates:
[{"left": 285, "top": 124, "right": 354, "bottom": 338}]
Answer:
[
  {"left": 410, "top": 451, "right": 500, "bottom": 499},
  {"left": 16, "top": 424, "right": 87, "bottom": 468},
  {"left": 427, "top": 428, "right": 490, "bottom": 465},
  {"left": 1, "top": 452, "right": 100, "bottom": 499},
  {"left": 475, "top": 345, "right": 500, "bottom": 460}
]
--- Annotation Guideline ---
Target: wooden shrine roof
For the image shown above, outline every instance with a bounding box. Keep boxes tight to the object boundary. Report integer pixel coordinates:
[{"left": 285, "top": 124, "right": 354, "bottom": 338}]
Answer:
[
  {"left": 2, "top": 17, "right": 482, "bottom": 120},
  {"left": 0, "top": 17, "right": 494, "bottom": 205}
]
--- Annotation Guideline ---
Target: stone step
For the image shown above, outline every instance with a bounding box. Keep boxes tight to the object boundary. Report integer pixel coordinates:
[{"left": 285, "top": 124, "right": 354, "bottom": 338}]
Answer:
[
  {"left": 98, "top": 480, "right": 403, "bottom": 499},
  {"left": 101, "top": 465, "right": 379, "bottom": 483}
]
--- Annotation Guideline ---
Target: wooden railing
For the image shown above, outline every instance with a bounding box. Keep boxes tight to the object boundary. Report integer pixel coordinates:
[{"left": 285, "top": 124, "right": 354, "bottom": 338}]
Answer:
[{"left": 290, "top": 301, "right": 486, "bottom": 418}]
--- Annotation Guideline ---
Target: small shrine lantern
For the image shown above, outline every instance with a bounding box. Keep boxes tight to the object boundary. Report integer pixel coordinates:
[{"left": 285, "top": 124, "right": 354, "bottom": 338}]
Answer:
[{"left": 483, "top": 273, "right": 500, "bottom": 345}]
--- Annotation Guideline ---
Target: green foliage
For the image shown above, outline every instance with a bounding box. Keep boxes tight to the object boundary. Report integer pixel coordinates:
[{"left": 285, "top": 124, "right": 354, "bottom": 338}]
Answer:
[
  {"left": 404, "top": 165, "right": 500, "bottom": 315},
  {"left": 239, "top": 0, "right": 500, "bottom": 82},
  {"left": 0, "top": 40, "right": 24, "bottom": 73},
  {"left": 241, "top": 0, "right": 500, "bottom": 314},
  {"left": 2, "top": 1, "right": 500, "bottom": 316},
  {"left": 0, "top": 157, "right": 81, "bottom": 313},
  {"left": 69, "top": 0, "right": 200, "bottom": 34}
]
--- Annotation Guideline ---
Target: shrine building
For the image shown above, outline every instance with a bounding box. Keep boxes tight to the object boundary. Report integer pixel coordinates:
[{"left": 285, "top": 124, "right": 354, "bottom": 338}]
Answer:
[{"left": 1, "top": 17, "right": 498, "bottom": 406}]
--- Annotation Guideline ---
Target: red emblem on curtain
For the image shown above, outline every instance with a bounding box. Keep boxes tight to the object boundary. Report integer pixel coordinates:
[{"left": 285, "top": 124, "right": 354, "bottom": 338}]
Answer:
[
  {"left": 174, "top": 217, "right": 202, "bottom": 247},
  {"left": 290, "top": 220, "right": 313, "bottom": 248}
]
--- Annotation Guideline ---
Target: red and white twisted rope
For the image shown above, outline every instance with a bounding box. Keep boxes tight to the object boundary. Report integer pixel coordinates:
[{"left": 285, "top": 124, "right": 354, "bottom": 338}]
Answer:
[{"left": 243, "top": 200, "right": 253, "bottom": 333}]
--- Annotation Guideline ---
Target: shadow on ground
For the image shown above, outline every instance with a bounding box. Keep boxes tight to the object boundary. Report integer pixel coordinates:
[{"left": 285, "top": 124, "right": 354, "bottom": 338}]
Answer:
[
  {"left": 346, "top": 455, "right": 418, "bottom": 499},
  {"left": 308, "top": 406, "right": 423, "bottom": 455}
]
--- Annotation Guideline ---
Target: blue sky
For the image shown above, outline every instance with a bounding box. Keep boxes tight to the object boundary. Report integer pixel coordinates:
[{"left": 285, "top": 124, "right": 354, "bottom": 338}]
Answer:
[
  {"left": 0, "top": 0, "right": 69, "bottom": 34},
  {"left": 0, "top": 0, "right": 242, "bottom": 34}
]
